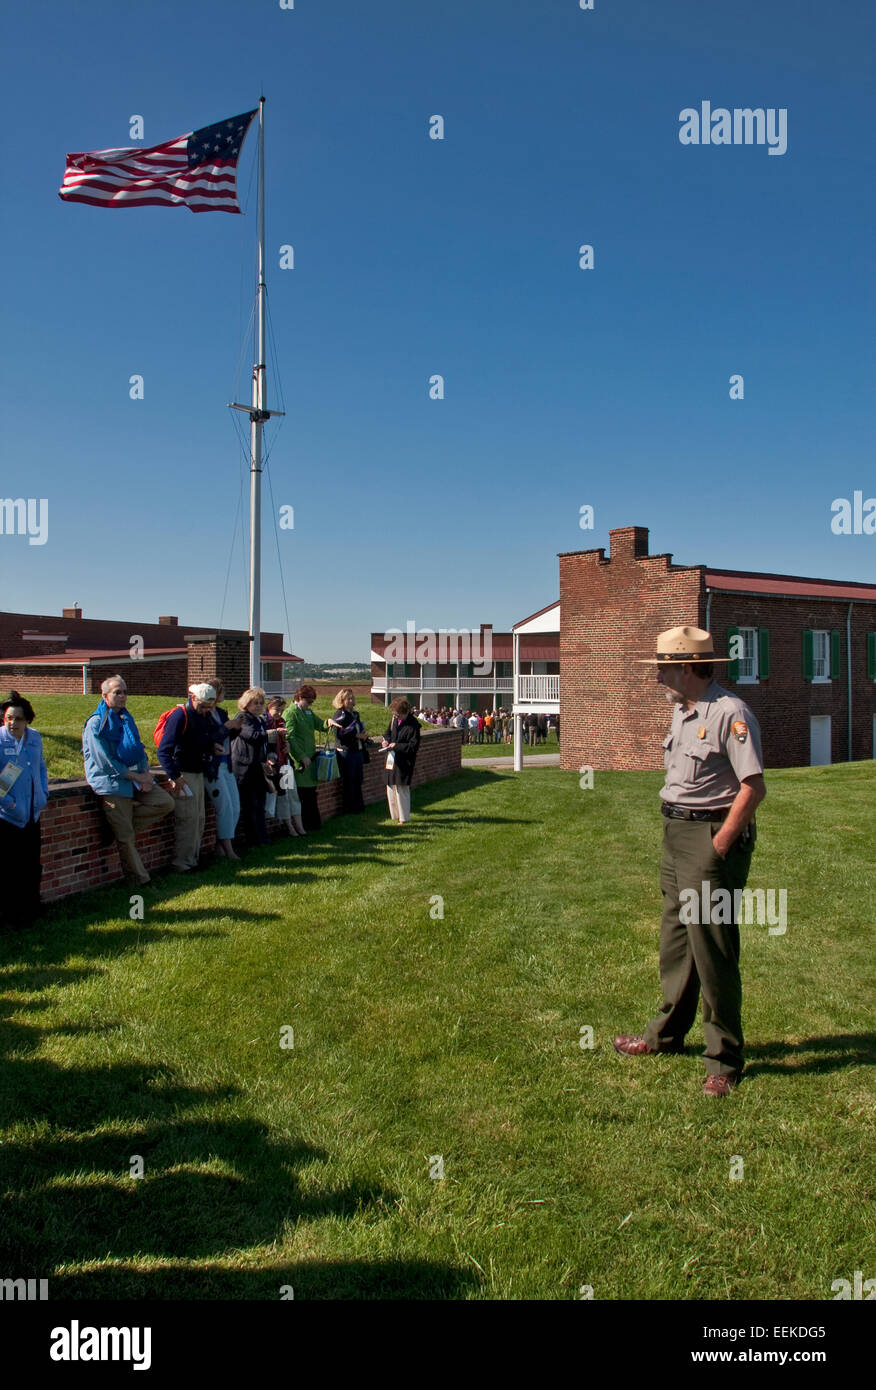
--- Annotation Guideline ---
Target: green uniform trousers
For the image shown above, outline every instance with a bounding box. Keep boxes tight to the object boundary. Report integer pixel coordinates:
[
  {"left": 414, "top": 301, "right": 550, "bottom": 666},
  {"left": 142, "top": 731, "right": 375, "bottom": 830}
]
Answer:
[{"left": 644, "top": 817, "right": 753, "bottom": 1078}]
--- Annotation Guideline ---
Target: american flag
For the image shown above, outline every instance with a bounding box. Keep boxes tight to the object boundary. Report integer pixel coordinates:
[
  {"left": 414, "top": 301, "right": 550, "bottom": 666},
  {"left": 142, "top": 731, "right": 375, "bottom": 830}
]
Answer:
[{"left": 58, "top": 110, "right": 258, "bottom": 213}]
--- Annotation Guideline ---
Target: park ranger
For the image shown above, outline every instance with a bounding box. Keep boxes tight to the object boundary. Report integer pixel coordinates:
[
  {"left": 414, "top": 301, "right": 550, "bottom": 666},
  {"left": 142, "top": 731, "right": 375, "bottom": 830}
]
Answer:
[{"left": 613, "top": 626, "right": 766, "bottom": 1097}]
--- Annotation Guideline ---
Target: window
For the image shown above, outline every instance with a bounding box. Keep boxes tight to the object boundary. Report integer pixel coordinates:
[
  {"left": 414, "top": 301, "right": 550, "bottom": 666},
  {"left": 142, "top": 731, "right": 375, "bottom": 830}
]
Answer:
[
  {"left": 812, "top": 630, "right": 830, "bottom": 682},
  {"left": 736, "top": 627, "right": 758, "bottom": 683},
  {"left": 803, "top": 628, "right": 840, "bottom": 682},
  {"left": 727, "top": 626, "right": 769, "bottom": 683}
]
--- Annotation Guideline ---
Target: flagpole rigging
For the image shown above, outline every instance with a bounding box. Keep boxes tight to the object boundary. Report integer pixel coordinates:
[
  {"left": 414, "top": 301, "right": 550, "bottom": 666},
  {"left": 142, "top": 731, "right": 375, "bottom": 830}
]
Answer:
[{"left": 229, "top": 97, "right": 284, "bottom": 690}]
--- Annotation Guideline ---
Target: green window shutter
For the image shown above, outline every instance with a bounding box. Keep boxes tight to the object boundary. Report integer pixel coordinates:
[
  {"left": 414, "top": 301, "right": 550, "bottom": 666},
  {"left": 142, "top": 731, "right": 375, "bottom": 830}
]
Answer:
[
  {"left": 867, "top": 633, "right": 876, "bottom": 681},
  {"left": 403, "top": 662, "right": 411, "bottom": 678},
  {"left": 465, "top": 663, "right": 473, "bottom": 678},
  {"left": 387, "top": 663, "right": 394, "bottom": 678},
  {"left": 830, "top": 630, "right": 841, "bottom": 680},
  {"left": 758, "top": 628, "right": 771, "bottom": 680},
  {"left": 727, "top": 625, "right": 740, "bottom": 682},
  {"left": 802, "top": 629, "right": 814, "bottom": 681}
]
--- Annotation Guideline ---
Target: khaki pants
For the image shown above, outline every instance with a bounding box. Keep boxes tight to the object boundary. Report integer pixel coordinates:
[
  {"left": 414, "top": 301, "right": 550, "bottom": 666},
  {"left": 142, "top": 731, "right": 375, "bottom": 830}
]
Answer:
[
  {"left": 170, "top": 772, "right": 206, "bottom": 869},
  {"left": 101, "top": 784, "right": 174, "bottom": 883},
  {"left": 645, "top": 817, "right": 753, "bottom": 1078},
  {"left": 386, "top": 784, "right": 411, "bottom": 822}
]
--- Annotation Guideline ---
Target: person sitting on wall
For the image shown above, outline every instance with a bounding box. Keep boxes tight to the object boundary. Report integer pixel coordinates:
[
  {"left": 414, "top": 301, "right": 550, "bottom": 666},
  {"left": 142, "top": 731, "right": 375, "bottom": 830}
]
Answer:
[
  {"left": 0, "top": 691, "right": 49, "bottom": 928},
  {"left": 156, "top": 683, "right": 220, "bottom": 873},
  {"left": 82, "top": 675, "right": 174, "bottom": 888}
]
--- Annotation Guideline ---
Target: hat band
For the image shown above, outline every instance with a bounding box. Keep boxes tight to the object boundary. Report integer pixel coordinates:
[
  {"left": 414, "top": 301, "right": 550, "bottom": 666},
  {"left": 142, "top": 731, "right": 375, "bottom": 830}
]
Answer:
[{"left": 656, "top": 651, "right": 715, "bottom": 661}]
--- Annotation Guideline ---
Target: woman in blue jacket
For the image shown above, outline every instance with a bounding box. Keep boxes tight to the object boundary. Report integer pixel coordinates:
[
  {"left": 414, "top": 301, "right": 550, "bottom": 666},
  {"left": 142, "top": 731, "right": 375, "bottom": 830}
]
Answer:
[{"left": 0, "top": 691, "right": 49, "bottom": 928}]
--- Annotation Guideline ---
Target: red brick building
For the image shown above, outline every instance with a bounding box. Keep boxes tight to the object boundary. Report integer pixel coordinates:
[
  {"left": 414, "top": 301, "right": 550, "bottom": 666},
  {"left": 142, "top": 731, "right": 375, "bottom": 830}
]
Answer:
[
  {"left": 559, "top": 526, "right": 876, "bottom": 771},
  {"left": 0, "top": 606, "right": 299, "bottom": 699}
]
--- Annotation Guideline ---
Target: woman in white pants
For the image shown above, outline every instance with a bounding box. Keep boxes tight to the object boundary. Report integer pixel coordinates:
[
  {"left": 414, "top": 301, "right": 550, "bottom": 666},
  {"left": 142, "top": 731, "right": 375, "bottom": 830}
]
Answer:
[{"left": 381, "top": 697, "right": 421, "bottom": 824}]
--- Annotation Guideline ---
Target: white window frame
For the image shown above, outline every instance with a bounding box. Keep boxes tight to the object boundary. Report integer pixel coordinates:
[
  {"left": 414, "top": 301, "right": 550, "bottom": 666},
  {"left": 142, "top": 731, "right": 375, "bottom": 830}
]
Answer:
[
  {"left": 812, "top": 629, "right": 831, "bottom": 683},
  {"left": 736, "top": 626, "right": 759, "bottom": 684}
]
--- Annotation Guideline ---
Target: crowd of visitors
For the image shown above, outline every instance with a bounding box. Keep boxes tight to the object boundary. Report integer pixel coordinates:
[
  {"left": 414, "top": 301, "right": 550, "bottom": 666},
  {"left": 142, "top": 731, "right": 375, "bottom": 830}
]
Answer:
[
  {"left": 413, "top": 706, "right": 559, "bottom": 747},
  {"left": 0, "top": 680, "right": 422, "bottom": 931}
]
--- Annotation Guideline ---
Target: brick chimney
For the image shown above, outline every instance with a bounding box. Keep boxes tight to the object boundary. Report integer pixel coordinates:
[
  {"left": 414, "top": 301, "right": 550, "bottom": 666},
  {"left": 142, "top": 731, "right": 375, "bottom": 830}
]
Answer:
[
  {"left": 159, "top": 616, "right": 179, "bottom": 626},
  {"left": 62, "top": 606, "right": 83, "bottom": 620},
  {"left": 609, "top": 527, "right": 649, "bottom": 560}
]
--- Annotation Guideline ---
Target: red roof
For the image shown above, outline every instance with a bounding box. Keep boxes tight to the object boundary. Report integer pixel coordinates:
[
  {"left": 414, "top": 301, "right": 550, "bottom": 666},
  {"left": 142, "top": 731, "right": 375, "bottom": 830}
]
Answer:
[
  {"left": 705, "top": 570, "right": 876, "bottom": 603},
  {"left": 0, "top": 608, "right": 300, "bottom": 661}
]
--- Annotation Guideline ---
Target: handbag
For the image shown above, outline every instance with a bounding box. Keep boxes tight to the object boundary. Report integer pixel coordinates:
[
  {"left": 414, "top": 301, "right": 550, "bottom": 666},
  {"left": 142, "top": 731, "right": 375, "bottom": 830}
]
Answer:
[{"left": 313, "top": 732, "right": 340, "bottom": 783}]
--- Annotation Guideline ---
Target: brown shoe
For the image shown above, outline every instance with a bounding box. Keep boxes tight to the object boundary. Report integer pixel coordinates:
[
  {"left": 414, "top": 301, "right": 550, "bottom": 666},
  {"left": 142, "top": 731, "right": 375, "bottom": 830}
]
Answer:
[
  {"left": 703, "top": 1073, "right": 739, "bottom": 1097},
  {"left": 613, "top": 1034, "right": 659, "bottom": 1056},
  {"left": 613, "top": 1034, "right": 685, "bottom": 1057}
]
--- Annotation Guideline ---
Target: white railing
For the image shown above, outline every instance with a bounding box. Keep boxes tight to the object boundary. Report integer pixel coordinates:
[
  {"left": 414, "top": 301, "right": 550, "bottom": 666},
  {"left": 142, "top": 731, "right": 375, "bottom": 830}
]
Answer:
[
  {"left": 515, "top": 674, "right": 560, "bottom": 702},
  {"left": 381, "top": 676, "right": 513, "bottom": 692},
  {"left": 262, "top": 680, "right": 299, "bottom": 696}
]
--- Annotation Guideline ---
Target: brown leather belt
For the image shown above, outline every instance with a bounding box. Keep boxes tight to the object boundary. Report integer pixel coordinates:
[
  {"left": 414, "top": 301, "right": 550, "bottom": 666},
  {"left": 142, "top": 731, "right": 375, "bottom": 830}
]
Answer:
[{"left": 661, "top": 803, "right": 729, "bottom": 822}]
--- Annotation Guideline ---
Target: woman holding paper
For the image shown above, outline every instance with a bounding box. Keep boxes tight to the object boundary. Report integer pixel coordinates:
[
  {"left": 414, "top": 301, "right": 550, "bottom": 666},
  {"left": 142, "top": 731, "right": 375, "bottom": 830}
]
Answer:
[
  {"left": 328, "top": 687, "right": 367, "bottom": 815},
  {"left": 0, "top": 691, "right": 49, "bottom": 928},
  {"left": 381, "top": 696, "right": 421, "bottom": 824}
]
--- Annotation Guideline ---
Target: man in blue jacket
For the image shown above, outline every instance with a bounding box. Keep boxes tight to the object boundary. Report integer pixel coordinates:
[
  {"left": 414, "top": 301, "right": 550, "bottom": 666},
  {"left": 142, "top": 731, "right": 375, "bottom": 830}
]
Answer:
[{"left": 82, "top": 675, "right": 173, "bottom": 886}]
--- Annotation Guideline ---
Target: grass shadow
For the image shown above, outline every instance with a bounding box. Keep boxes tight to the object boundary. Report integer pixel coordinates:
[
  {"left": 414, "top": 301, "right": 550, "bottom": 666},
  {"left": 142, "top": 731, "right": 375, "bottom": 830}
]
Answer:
[
  {"left": 49, "top": 1257, "right": 481, "bottom": 1300},
  {"left": 744, "top": 1033, "right": 876, "bottom": 1077}
]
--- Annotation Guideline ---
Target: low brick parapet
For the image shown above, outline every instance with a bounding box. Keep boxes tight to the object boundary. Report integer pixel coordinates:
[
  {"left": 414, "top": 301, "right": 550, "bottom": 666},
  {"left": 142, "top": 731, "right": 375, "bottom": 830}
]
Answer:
[{"left": 37, "top": 729, "right": 462, "bottom": 904}]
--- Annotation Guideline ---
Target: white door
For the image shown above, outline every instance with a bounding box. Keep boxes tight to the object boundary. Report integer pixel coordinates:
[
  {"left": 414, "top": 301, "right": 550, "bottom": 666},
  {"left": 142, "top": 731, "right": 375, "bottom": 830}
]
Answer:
[{"left": 810, "top": 715, "right": 831, "bottom": 766}]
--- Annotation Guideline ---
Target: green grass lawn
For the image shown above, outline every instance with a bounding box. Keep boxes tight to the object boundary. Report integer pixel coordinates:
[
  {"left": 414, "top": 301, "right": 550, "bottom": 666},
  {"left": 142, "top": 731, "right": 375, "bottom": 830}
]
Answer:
[
  {"left": 1, "top": 761, "right": 873, "bottom": 1300},
  {"left": 461, "top": 734, "right": 559, "bottom": 758},
  {"left": 22, "top": 693, "right": 433, "bottom": 782}
]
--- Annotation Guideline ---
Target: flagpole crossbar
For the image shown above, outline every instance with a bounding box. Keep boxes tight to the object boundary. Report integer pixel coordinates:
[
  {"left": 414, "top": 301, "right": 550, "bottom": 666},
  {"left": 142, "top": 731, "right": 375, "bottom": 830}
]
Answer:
[{"left": 228, "top": 403, "right": 285, "bottom": 422}]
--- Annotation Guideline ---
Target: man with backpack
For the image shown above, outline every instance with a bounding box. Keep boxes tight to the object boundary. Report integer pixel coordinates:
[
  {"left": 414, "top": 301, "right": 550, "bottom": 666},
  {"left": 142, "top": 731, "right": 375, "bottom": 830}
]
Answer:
[
  {"left": 82, "top": 675, "right": 174, "bottom": 887},
  {"left": 156, "top": 682, "right": 222, "bottom": 872}
]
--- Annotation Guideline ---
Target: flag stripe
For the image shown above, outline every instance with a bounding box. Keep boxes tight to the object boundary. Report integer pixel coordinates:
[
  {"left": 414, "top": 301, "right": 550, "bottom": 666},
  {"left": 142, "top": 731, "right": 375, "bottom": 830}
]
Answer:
[{"left": 61, "top": 173, "right": 238, "bottom": 194}]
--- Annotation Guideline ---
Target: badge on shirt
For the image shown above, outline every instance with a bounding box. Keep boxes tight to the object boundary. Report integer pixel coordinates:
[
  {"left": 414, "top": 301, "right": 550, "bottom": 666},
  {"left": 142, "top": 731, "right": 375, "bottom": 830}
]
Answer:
[
  {"left": 731, "top": 720, "right": 748, "bottom": 743},
  {"left": 697, "top": 726, "right": 706, "bottom": 739}
]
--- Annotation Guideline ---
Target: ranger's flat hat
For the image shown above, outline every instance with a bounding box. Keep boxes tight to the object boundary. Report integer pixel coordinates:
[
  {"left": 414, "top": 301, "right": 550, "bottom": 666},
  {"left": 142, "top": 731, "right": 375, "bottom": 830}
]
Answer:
[{"left": 637, "top": 625, "right": 731, "bottom": 664}]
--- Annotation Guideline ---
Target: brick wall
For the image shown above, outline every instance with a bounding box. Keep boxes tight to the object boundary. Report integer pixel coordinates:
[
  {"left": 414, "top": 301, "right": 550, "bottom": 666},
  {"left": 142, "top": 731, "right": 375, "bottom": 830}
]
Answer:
[
  {"left": 185, "top": 635, "right": 250, "bottom": 701},
  {"left": 38, "top": 730, "right": 462, "bottom": 905},
  {"left": 559, "top": 527, "right": 705, "bottom": 771},
  {"left": 0, "top": 658, "right": 189, "bottom": 696},
  {"left": 559, "top": 526, "right": 876, "bottom": 770},
  {"left": 0, "top": 668, "right": 84, "bottom": 693},
  {"left": 710, "top": 595, "right": 876, "bottom": 766}
]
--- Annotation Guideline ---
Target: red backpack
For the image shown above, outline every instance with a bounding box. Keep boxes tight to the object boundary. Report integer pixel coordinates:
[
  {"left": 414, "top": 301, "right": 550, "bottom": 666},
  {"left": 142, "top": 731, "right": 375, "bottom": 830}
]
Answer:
[{"left": 153, "top": 704, "right": 188, "bottom": 748}]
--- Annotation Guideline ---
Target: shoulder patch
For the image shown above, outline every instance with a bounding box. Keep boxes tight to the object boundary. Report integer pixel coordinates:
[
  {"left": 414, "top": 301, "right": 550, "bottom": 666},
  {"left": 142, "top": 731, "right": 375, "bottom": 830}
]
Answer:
[{"left": 731, "top": 720, "right": 748, "bottom": 743}]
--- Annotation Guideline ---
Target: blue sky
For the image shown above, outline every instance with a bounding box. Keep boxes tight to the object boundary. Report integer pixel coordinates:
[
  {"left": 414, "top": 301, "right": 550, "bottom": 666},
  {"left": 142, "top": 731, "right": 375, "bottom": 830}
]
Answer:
[{"left": 1, "top": 0, "right": 873, "bottom": 660}]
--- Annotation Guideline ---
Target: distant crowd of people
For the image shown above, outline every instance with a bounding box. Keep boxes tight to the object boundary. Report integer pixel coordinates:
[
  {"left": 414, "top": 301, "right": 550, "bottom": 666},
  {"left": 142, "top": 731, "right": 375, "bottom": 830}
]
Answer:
[
  {"left": 0, "top": 681, "right": 421, "bottom": 931},
  {"left": 413, "top": 706, "right": 559, "bottom": 748}
]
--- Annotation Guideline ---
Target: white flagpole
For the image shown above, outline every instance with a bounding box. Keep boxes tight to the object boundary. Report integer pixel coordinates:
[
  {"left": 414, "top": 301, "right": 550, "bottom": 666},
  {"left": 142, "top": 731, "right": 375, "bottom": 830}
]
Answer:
[
  {"left": 229, "top": 97, "right": 283, "bottom": 692},
  {"left": 249, "top": 96, "right": 266, "bottom": 690}
]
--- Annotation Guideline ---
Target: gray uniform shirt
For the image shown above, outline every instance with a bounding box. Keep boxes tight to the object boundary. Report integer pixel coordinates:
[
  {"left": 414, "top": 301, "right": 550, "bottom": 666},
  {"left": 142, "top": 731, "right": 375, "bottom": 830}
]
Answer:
[{"left": 660, "top": 681, "right": 764, "bottom": 809}]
